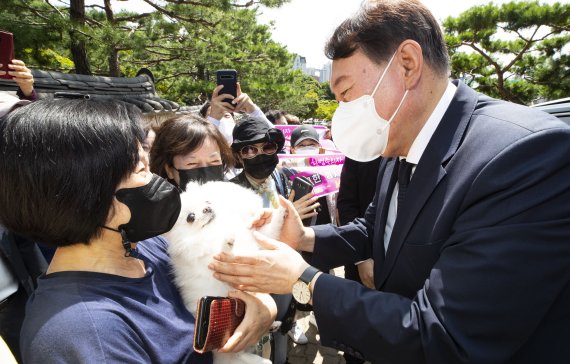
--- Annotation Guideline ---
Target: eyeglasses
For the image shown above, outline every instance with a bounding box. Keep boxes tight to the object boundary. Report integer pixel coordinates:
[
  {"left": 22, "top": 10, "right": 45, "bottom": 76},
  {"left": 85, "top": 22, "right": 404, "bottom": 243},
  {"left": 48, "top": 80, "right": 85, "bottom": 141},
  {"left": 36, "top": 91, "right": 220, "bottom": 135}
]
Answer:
[{"left": 239, "top": 142, "right": 278, "bottom": 159}]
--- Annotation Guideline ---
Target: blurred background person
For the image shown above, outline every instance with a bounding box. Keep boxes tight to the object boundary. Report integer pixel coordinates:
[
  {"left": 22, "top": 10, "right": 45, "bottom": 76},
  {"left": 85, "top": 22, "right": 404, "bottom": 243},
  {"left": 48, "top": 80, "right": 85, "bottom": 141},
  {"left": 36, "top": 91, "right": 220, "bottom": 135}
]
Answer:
[
  {"left": 0, "top": 92, "right": 31, "bottom": 117},
  {"left": 150, "top": 114, "right": 235, "bottom": 189},
  {"left": 288, "top": 125, "right": 332, "bottom": 226},
  {"left": 284, "top": 113, "right": 301, "bottom": 125},
  {"left": 230, "top": 116, "right": 289, "bottom": 207},
  {"left": 0, "top": 219, "right": 47, "bottom": 363},
  {"left": 201, "top": 83, "right": 271, "bottom": 144},
  {"left": 142, "top": 125, "right": 156, "bottom": 156},
  {"left": 265, "top": 109, "right": 288, "bottom": 125}
]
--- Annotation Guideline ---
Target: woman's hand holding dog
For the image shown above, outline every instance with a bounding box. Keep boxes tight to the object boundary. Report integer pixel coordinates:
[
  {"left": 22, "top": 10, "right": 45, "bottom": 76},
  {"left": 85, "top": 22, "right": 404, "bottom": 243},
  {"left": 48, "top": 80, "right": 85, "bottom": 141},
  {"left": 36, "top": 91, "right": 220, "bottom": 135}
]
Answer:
[{"left": 218, "top": 290, "right": 277, "bottom": 353}]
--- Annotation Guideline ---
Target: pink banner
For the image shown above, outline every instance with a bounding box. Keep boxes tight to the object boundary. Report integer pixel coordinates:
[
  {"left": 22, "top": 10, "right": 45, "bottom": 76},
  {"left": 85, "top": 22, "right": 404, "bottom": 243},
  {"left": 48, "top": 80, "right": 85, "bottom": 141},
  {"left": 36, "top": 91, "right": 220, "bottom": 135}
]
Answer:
[
  {"left": 275, "top": 125, "right": 341, "bottom": 153},
  {"left": 277, "top": 153, "right": 345, "bottom": 197}
]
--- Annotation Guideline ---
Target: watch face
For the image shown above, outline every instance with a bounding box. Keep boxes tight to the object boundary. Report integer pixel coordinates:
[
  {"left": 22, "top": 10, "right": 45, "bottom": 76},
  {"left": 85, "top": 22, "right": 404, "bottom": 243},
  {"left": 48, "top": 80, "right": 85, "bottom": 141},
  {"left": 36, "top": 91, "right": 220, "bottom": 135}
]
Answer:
[{"left": 292, "top": 281, "right": 311, "bottom": 304}]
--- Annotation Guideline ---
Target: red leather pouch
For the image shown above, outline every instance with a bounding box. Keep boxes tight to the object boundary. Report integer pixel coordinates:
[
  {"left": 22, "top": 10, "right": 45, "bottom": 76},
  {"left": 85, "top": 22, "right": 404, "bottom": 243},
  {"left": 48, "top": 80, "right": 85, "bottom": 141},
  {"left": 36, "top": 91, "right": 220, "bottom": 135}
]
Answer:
[{"left": 193, "top": 296, "right": 245, "bottom": 353}]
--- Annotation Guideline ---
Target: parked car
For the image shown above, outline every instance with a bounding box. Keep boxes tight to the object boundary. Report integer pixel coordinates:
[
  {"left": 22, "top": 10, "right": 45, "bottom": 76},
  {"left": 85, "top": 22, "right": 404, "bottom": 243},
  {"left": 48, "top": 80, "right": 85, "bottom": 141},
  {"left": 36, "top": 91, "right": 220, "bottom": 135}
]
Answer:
[{"left": 531, "top": 97, "right": 570, "bottom": 125}]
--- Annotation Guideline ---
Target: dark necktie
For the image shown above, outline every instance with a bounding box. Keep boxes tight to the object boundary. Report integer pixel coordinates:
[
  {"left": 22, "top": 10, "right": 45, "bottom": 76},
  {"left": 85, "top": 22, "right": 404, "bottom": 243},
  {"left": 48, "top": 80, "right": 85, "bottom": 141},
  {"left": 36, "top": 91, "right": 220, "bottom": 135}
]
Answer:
[{"left": 397, "top": 159, "right": 414, "bottom": 214}]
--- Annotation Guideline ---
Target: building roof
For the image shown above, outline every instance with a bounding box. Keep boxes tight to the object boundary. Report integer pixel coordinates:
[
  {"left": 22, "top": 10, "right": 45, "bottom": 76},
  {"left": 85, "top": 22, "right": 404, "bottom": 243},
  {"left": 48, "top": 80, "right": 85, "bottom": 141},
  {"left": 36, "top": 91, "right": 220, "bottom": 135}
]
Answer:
[{"left": 0, "top": 68, "right": 179, "bottom": 113}]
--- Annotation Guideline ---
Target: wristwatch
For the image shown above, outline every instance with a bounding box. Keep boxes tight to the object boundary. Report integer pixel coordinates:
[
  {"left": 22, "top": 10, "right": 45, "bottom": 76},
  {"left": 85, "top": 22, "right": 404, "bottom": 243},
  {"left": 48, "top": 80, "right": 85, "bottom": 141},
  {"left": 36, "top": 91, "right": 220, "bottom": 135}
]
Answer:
[{"left": 292, "top": 266, "right": 321, "bottom": 304}]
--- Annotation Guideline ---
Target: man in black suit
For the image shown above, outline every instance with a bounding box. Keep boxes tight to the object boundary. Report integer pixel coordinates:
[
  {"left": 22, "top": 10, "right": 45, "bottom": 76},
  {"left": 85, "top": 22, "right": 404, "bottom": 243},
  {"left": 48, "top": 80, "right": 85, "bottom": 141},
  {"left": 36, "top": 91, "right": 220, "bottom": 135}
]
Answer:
[{"left": 210, "top": 1, "right": 570, "bottom": 363}]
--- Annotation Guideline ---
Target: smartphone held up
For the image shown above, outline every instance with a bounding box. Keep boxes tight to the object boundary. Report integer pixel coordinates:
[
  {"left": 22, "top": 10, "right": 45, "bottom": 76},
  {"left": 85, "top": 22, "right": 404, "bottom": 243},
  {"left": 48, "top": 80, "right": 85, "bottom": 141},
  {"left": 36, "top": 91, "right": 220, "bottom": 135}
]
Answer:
[
  {"left": 0, "top": 31, "right": 15, "bottom": 80},
  {"left": 216, "top": 69, "right": 237, "bottom": 104}
]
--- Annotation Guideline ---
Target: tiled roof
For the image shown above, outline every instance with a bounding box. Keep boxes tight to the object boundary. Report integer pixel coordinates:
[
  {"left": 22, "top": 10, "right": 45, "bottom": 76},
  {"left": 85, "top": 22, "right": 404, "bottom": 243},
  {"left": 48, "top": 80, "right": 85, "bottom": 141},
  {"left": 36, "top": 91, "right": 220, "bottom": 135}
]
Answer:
[{"left": 0, "top": 69, "right": 179, "bottom": 113}]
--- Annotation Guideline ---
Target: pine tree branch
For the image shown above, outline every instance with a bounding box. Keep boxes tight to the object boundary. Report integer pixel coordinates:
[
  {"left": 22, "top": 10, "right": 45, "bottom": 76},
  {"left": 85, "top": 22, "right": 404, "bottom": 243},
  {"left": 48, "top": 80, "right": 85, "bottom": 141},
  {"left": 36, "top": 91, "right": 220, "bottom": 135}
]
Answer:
[
  {"left": 114, "top": 13, "right": 154, "bottom": 22},
  {"left": 141, "top": 0, "right": 218, "bottom": 28},
  {"left": 156, "top": 71, "right": 199, "bottom": 83}
]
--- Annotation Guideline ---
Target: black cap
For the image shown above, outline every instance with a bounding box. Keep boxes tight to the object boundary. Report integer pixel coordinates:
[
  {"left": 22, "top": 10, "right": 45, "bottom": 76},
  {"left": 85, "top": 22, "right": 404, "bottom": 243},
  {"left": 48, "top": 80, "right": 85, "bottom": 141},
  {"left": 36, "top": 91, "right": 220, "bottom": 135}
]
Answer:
[
  {"left": 231, "top": 117, "right": 285, "bottom": 151},
  {"left": 290, "top": 125, "right": 319, "bottom": 147}
]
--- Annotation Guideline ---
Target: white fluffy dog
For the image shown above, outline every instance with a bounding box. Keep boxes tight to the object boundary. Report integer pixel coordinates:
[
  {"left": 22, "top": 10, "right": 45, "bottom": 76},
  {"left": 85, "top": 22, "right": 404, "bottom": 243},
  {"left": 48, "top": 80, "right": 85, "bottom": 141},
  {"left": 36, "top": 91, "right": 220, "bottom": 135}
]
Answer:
[{"left": 164, "top": 181, "right": 285, "bottom": 364}]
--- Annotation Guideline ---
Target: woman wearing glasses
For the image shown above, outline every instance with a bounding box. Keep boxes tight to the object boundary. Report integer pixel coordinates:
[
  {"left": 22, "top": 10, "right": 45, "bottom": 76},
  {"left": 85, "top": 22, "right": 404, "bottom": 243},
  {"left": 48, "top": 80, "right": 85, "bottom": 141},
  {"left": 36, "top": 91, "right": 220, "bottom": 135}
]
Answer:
[
  {"left": 230, "top": 117, "right": 289, "bottom": 208},
  {"left": 229, "top": 117, "right": 317, "bottom": 363},
  {"left": 230, "top": 117, "right": 318, "bottom": 217}
]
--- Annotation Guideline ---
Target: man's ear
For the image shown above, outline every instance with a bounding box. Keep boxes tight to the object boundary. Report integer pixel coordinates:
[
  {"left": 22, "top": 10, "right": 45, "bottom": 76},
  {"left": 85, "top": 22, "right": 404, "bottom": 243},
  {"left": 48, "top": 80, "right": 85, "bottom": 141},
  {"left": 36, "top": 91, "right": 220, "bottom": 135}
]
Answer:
[{"left": 398, "top": 40, "right": 423, "bottom": 90}]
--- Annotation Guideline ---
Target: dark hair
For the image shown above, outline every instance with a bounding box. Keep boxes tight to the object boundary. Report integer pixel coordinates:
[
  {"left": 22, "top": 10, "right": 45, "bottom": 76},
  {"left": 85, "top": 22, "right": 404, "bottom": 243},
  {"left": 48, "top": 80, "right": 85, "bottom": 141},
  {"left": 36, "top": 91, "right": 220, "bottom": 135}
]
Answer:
[
  {"left": 199, "top": 101, "right": 210, "bottom": 118},
  {"left": 0, "top": 99, "right": 144, "bottom": 247},
  {"left": 149, "top": 114, "right": 234, "bottom": 178},
  {"left": 265, "top": 109, "right": 286, "bottom": 124},
  {"left": 325, "top": 0, "right": 449, "bottom": 76},
  {"left": 142, "top": 124, "right": 156, "bottom": 152},
  {"left": 285, "top": 114, "right": 301, "bottom": 125}
]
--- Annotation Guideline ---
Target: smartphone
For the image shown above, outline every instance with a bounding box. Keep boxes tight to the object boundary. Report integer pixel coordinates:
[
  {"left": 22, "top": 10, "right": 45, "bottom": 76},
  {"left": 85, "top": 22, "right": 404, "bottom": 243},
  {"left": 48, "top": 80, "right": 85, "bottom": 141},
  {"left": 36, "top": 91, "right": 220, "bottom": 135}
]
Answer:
[
  {"left": 0, "top": 31, "right": 15, "bottom": 80},
  {"left": 291, "top": 176, "right": 313, "bottom": 202},
  {"left": 194, "top": 296, "right": 220, "bottom": 349},
  {"left": 216, "top": 69, "right": 238, "bottom": 104}
]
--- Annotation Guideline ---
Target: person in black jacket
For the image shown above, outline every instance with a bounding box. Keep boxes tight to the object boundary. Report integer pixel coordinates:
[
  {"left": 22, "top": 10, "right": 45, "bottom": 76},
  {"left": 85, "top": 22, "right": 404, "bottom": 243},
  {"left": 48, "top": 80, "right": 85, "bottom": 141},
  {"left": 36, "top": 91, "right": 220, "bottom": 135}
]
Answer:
[
  {"left": 230, "top": 117, "right": 289, "bottom": 205},
  {"left": 288, "top": 125, "right": 333, "bottom": 227},
  {"left": 0, "top": 227, "right": 47, "bottom": 362}
]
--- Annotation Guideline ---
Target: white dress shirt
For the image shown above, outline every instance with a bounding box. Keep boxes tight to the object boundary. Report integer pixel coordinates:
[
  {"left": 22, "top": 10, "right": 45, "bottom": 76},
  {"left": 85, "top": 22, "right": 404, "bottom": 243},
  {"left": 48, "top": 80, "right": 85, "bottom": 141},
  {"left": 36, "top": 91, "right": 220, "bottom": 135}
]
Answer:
[{"left": 383, "top": 82, "right": 457, "bottom": 253}]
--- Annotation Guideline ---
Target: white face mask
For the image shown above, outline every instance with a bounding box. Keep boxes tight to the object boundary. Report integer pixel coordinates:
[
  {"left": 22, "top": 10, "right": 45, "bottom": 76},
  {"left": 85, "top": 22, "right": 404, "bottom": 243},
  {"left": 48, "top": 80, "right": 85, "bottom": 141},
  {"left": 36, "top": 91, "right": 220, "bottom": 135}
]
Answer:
[
  {"left": 331, "top": 51, "right": 408, "bottom": 162},
  {"left": 294, "top": 146, "right": 320, "bottom": 155}
]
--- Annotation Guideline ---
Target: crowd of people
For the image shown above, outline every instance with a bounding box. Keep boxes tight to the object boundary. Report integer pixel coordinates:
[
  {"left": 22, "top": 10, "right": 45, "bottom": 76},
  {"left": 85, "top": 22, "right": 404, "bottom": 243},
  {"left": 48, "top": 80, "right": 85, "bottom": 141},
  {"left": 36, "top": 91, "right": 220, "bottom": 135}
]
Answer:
[{"left": 1, "top": 0, "right": 569, "bottom": 363}]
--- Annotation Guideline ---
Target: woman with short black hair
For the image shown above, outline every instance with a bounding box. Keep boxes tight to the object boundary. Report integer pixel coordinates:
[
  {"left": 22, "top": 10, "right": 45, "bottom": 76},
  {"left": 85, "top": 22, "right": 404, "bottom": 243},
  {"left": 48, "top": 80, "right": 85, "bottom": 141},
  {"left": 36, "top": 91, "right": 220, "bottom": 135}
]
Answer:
[{"left": 0, "top": 99, "right": 274, "bottom": 363}]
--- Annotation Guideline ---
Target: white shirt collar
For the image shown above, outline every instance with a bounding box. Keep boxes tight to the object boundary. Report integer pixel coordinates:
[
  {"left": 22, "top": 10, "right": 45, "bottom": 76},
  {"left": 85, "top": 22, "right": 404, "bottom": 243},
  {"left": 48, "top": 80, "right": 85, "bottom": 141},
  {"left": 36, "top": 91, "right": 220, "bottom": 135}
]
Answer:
[{"left": 405, "top": 82, "right": 457, "bottom": 165}]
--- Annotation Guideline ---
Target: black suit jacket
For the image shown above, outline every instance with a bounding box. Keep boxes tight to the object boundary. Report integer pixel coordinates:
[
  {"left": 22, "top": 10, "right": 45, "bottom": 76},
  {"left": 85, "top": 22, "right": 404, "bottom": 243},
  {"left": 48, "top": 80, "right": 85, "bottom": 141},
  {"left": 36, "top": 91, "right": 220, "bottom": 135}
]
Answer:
[
  {"left": 337, "top": 156, "right": 382, "bottom": 225},
  {"left": 0, "top": 229, "right": 46, "bottom": 296},
  {"left": 310, "top": 81, "right": 570, "bottom": 363}
]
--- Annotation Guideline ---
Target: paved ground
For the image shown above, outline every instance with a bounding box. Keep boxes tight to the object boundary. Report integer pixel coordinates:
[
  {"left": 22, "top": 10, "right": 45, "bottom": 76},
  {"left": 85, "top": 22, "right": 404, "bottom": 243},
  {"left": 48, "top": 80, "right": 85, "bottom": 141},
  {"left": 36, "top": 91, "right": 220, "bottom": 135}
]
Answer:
[
  {"left": 286, "top": 268, "right": 371, "bottom": 364},
  {"left": 287, "top": 311, "right": 347, "bottom": 364}
]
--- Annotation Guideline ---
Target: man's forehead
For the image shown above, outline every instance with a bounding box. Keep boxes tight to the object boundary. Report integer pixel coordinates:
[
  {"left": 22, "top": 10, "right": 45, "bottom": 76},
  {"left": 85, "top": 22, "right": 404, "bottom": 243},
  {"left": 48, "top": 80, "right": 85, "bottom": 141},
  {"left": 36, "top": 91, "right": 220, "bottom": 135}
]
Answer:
[{"left": 331, "top": 53, "right": 372, "bottom": 91}]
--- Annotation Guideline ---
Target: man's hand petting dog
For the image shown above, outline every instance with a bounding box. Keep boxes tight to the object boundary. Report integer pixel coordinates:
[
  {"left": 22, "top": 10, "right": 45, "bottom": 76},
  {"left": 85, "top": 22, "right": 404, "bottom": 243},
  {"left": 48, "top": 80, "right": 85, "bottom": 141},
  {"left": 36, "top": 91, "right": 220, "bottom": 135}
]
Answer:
[
  {"left": 210, "top": 231, "right": 309, "bottom": 295},
  {"left": 219, "top": 290, "right": 277, "bottom": 353},
  {"left": 249, "top": 208, "right": 278, "bottom": 230}
]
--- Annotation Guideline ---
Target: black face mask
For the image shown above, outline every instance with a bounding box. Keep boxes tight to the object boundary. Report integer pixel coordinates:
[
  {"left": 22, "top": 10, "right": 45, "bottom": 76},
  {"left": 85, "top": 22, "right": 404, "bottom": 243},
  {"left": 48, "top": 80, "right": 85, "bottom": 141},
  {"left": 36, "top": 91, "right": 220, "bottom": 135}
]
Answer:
[
  {"left": 114, "top": 174, "right": 181, "bottom": 244},
  {"left": 177, "top": 165, "right": 224, "bottom": 191},
  {"left": 243, "top": 153, "right": 279, "bottom": 180}
]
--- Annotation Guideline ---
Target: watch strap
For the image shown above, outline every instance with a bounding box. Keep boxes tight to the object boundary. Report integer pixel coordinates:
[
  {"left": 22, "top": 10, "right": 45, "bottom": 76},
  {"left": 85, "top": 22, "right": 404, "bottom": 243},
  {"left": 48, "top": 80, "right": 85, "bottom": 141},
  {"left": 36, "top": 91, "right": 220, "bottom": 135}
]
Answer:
[{"left": 299, "top": 266, "right": 320, "bottom": 284}]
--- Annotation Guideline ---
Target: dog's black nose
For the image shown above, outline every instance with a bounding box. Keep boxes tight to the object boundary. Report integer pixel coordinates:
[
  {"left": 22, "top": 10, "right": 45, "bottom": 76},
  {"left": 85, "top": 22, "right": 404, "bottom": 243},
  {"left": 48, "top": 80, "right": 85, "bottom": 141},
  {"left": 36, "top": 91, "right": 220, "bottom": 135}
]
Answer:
[
  {"left": 203, "top": 206, "right": 212, "bottom": 214},
  {"left": 186, "top": 212, "right": 195, "bottom": 223}
]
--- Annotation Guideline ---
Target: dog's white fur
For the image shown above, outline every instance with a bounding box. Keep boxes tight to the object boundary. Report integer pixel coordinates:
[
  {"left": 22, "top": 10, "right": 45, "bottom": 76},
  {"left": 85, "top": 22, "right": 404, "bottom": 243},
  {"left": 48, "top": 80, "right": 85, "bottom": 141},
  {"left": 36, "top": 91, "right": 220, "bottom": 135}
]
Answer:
[{"left": 164, "top": 181, "right": 285, "bottom": 364}]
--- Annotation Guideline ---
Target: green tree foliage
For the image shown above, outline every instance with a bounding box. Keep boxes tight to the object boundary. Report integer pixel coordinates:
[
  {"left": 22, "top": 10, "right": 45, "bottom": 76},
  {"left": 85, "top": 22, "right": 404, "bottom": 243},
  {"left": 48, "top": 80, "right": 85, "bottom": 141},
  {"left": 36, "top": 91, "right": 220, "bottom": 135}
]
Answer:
[
  {"left": 444, "top": 1, "right": 569, "bottom": 104},
  {"left": 314, "top": 99, "right": 338, "bottom": 121},
  {"left": 0, "top": 0, "right": 330, "bottom": 114}
]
